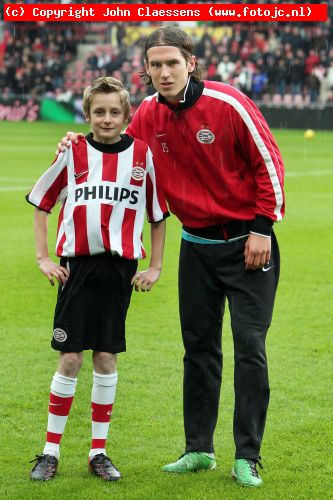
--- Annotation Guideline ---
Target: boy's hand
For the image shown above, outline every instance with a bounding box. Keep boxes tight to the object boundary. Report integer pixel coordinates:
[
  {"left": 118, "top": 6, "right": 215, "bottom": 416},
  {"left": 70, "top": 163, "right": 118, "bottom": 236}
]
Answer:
[
  {"left": 57, "top": 131, "right": 85, "bottom": 154},
  {"left": 131, "top": 267, "right": 161, "bottom": 292},
  {"left": 38, "top": 257, "right": 70, "bottom": 286}
]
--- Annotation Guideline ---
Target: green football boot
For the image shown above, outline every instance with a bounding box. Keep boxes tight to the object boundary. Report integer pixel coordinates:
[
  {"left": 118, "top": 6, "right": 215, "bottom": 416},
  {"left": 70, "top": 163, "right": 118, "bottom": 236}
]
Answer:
[
  {"left": 162, "top": 452, "right": 216, "bottom": 473},
  {"left": 232, "top": 459, "right": 263, "bottom": 487}
]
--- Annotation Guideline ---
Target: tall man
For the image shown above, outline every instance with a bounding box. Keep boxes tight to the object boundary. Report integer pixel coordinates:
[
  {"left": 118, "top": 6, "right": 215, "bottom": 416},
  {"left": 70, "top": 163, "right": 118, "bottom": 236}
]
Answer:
[{"left": 61, "top": 26, "right": 285, "bottom": 487}]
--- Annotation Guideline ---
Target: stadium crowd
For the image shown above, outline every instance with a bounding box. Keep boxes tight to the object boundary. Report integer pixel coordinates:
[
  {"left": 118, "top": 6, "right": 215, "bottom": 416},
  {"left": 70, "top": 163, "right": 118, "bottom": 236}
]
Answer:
[
  {"left": 0, "top": 23, "right": 84, "bottom": 100},
  {"left": 1, "top": 0, "right": 333, "bottom": 106}
]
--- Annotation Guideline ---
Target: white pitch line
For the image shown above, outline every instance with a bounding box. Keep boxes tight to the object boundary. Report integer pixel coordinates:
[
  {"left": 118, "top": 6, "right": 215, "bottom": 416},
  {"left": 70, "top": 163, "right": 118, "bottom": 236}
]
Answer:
[
  {"left": 0, "top": 186, "right": 30, "bottom": 192},
  {"left": 286, "top": 169, "right": 333, "bottom": 177},
  {"left": 0, "top": 176, "right": 35, "bottom": 183},
  {"left": 0, "top": 145, "right": 53, "bottom": 152}
]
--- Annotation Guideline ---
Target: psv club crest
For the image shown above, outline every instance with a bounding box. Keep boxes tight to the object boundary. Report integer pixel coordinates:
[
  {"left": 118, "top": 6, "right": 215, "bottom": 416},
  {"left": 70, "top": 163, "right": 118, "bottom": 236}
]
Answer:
[
  {"left": 197, "top": 125, "right": 215, "bottom": 144},
  {"left": 132, "top": 161, "right": 145, "bottom": 181},
  {"left": 53, "top": 328, "right": 67, "bottom": 342}
]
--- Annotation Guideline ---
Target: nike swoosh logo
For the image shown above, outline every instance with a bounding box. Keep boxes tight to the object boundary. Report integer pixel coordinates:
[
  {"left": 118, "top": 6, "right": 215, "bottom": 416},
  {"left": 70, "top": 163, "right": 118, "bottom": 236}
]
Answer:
[
  {"left": 49, "top": 403, "right": 62, "bottom": 406},
  {"left": 155, "top": 133, "right": 166, "bottom": 137},
  {"left": 74, "top": 170, "right": 89, "bottom": 178},
  {"left": 262, "top": 266, "right": 275, "bottom": 272}
]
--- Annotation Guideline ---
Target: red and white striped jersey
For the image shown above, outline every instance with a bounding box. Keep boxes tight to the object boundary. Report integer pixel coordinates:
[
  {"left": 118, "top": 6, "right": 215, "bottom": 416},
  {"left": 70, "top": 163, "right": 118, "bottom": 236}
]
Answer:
[
  {"left": 27, "top": 134, "right": 169, "bottom": 259},
  {"left": 127, "top": 79, "right": 285, "bottom": 234}
]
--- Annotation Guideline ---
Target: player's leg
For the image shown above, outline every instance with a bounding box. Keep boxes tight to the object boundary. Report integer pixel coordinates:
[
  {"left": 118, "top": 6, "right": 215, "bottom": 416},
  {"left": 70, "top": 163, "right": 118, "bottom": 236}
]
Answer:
[
  {"left": 87, "top": 254, "right": 136, "bottom": 481},
  {"left": 31, "top": 256, "right": 97, "bottom": 481},
  {"left": 44, "top": 352, "right": 83, "bottom": 457},
  {"left": 57, "top": 351, "right": 84, "bottom": 377},
  {"left": 88, "top": 352, "right": 120, "bottom": 481},
  {"left": 30, "top": 352, "right": 83, "bottom": 481},
  {"left": 226, "top": 233, "right": 280, "bottom": 486},
  {"left": 163, "top": 240, "right": 224, "bottom": 473}
]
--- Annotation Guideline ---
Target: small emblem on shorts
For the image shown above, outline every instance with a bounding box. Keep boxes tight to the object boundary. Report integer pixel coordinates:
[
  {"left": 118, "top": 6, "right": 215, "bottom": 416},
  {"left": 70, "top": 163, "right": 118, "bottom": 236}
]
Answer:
[
  {"left": 132, "top": 166, "right": 145, "bottom": 181},
  {"left": 197, "top": 128, "right": 215, "bottom": 144},
  {"left": 53, "top": 328, "right": 67, "bottom": 342}
]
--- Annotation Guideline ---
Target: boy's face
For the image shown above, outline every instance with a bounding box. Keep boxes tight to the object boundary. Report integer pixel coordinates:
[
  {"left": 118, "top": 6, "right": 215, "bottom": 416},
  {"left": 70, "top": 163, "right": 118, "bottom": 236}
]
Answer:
[
  {"left": 145, "top": 46, "right": 196, "bottom": 103},
  {"left": 86, "top": 92, "right": 126, "bottom": 144}
]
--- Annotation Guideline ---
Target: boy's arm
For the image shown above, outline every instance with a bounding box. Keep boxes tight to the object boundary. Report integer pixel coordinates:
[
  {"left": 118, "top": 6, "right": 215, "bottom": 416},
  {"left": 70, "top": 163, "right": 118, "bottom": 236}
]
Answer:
[
  {"left": 131, "top": 219, "right": 166, "bottom": 292},
  {"left": 34, "top": 208, "right": 69, "bottom": 287}
]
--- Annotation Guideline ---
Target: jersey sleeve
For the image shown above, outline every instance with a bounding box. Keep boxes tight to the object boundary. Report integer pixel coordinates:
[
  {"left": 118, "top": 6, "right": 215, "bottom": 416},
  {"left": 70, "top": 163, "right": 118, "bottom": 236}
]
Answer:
[
  {"left": 26, "top": 150, "right": 68, "bottom": 213},
  {"left": 231, "top": 95, "right": 285, "bottom": 233},
  {"left": 145, "top": 148, "right": 169, "bottom": 223}
]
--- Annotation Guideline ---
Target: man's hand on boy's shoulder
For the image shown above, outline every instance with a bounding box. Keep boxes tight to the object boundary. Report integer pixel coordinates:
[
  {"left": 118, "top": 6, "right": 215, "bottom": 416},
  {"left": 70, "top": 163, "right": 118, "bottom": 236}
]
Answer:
[
  {"left": 131, "top": 267, "right": 162, "bottom": 292},
  {"left": 38, "top": 257, "right": 70, "bottom": 287},
  {"left": 57, "top": 131, "right": 85, "bottom": 154}
]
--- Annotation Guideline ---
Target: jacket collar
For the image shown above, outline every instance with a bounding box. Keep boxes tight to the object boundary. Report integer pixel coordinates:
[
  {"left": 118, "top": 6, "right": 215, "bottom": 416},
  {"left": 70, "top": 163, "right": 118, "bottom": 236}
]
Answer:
[{"left": 157, "top": 77, "right": 204, "bottom": 111}]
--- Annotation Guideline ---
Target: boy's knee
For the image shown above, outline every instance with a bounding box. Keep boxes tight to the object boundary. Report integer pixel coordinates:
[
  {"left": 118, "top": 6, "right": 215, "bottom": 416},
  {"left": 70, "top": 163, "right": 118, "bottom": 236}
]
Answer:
[
  {"left": 93, "top": 351, "right": 117, "bottom": 374},
  {"left": 58, "top": 352, "right": 83, "bottom": 377}
]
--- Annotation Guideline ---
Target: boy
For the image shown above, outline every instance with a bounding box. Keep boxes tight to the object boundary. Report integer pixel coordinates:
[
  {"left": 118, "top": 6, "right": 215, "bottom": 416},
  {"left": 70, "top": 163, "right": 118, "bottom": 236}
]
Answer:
[{"left": 26, "top": 77, "right": 169, "bottom": 481}]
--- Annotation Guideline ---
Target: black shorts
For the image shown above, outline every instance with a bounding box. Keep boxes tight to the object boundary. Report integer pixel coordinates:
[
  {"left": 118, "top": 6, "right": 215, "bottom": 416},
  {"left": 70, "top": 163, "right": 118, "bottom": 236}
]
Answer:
[{"left": 52, "top": 254, "right": 137, "bottom": 353}]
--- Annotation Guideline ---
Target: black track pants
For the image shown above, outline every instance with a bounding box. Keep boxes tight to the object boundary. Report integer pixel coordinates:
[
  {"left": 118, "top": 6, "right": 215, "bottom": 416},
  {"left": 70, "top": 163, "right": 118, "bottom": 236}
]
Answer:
[{"left": 178, "top": 233, "right": 280, "bottom": 459}]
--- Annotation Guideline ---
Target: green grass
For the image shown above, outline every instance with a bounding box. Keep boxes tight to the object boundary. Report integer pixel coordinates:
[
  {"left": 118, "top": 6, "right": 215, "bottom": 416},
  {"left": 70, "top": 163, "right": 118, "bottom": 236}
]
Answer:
[{"left": 0, "top": 122, "right": 332, "bottom": 499}]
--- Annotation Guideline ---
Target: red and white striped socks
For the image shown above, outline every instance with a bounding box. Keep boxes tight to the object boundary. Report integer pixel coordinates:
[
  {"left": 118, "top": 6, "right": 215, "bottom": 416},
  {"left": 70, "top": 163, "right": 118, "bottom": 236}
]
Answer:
[
  {"left": 41, "top": 370, "right": 117, "bottom": 460},
  {"left": 89, "top": 371, "right": 118, "bottom": 460},
  {"left": 43, "top": 372, "right": 77, "bottom": 459}
]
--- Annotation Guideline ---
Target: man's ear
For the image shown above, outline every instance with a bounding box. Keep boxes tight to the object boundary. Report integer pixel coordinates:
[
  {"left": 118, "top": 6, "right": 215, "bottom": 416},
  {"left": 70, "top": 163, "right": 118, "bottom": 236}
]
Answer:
[
  {"left": 187, "top": 55, "right": 196, "bottom": 74},
  {"left": 85, "top": 114, "right": 90, "bottom": 123},
  {"left": 144, "top": 60, "right": 150, "bottom": 76}
]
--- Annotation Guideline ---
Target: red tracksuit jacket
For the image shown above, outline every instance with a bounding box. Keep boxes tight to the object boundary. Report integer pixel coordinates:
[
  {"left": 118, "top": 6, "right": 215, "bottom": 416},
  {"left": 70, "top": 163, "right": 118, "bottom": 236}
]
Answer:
[{"left": 127, "top": 78, "right": 285, "bottom": 235}]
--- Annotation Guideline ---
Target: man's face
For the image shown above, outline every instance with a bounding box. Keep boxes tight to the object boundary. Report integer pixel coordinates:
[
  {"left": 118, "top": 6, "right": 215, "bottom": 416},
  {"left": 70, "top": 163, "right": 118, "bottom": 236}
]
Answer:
[
  {"left": 145, "top": 46, "right": 196, "bottom": 103},
  {"left": 86, "top": 92, "right": 125, "bottom": 144}
]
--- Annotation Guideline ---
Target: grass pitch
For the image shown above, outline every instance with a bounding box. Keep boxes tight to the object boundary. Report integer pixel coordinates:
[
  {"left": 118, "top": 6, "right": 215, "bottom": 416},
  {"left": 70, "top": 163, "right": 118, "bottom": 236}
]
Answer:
[{"left": 0, "top": 122, "right": 332, "bottom": 499}]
